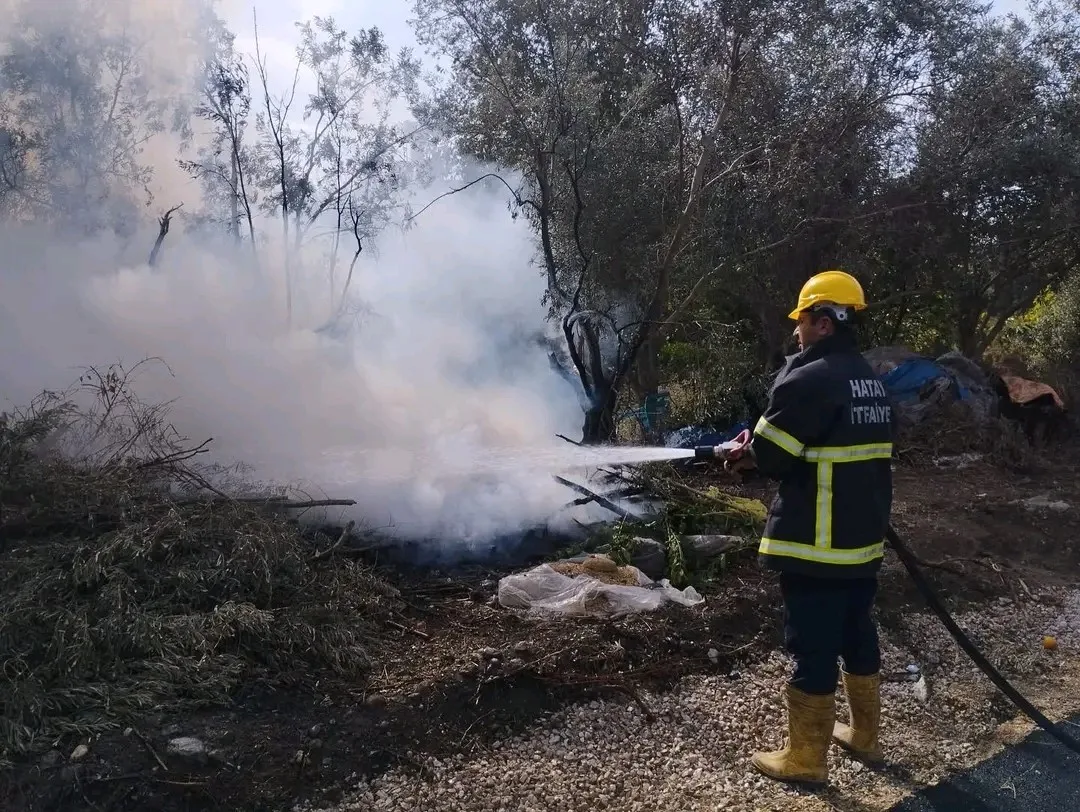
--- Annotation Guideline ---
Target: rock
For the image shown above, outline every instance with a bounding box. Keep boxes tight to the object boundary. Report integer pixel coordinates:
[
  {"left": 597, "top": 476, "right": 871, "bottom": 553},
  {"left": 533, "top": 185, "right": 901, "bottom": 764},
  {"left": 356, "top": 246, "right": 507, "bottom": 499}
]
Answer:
[
  {"left": 678, "top": 535, "right": 741, "bottom": 566},
  {"left": 912, "top": 675, "right": 929, "bottom": 704},
  {"left": 1018, "top": 495, "right": 1070, "bottom": 512},
  {"left": 365, "top": 693, "right": 387, "bottom": 707},
  {"left": 475, "top": 647, "right": 500, "bottom": 661},
  {"left": 582, "top": 554, "right": 619, "bottom": 573},
  {"left": 707, "top": 648, "right": 720, "bottom": 664},
  {"left": 166, "top": 736, "right": 209, "bottom": 766},
  {"left": 69, "top": 744, "right": 90, "bottom": 762},
  {"left": 626, "top": 538, "right": 667, "bottom": 580},
  {"left": 933, "top": 453, "right": 983, "bottom": 469},
  {"left": 513, "top": 641, "right": 532, "bottom": 655},
  {"left": 308, "top": 724, "right": 324, "bottom": 738}
]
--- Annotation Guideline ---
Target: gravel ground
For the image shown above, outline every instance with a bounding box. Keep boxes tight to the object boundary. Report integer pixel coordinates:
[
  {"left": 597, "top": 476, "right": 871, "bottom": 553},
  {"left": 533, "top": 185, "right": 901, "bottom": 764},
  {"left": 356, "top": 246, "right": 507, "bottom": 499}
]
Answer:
[{"left": 302, "top": 587, "right": 1080, "bottom": 812}]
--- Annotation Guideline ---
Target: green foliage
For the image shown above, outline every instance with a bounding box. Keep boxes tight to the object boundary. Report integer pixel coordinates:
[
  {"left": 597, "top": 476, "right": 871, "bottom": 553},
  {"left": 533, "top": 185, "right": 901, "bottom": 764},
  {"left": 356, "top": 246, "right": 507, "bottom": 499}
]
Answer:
[
  {"left": 662, "top": 484, "right": 767, "bottom": 538},
  {"left": 414, "top": 0, "right": 1080, "bottom": 408},
  {"left": 606, "top": 520, "right": 637, "bottom": 566},
  {"left": 659, "top": 330, "right": 768, "bottom": 427},
  {"left": 995, "top": 276, "right": 1080, "bottom": 376},
  {"left": 664, "top": 525, "right": 687, "bottom": 587}
]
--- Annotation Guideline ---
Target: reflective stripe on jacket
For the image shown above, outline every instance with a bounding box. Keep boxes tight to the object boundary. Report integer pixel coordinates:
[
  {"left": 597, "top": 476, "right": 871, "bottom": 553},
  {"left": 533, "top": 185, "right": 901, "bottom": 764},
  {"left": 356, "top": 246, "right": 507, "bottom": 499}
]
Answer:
[{"left": 751, "top": 331, "right": 894, "bottom": 578}]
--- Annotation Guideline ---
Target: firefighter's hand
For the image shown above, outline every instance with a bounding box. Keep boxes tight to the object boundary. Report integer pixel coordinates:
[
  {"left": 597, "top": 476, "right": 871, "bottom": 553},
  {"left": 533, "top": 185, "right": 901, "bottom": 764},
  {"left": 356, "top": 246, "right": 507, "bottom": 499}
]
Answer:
[{"left": 724, "top": 429, "right": 755, "bottom": 473}]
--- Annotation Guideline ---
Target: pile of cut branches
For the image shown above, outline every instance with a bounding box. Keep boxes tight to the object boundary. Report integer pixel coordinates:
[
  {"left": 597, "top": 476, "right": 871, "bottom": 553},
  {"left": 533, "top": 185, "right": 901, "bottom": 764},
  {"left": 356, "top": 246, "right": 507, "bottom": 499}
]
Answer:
[
  {"left": 619, "top": 462, "right": 767, "bottom": 537},
  {"left": 0, "top": 362, "right": 396, "bottom": 758},
  {"left": 894, "top": 400, "right": 1040, "bottom": 472},
  {"left": 553, "top": 460, "right": 766, "bottom": 570}
]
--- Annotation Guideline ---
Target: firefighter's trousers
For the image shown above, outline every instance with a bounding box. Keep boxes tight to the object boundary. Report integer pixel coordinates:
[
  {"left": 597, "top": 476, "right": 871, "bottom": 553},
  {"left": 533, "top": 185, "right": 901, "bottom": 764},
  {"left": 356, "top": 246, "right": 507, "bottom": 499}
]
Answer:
[{"left": 779, "top": 573, "right": 880, "bottom": 695}]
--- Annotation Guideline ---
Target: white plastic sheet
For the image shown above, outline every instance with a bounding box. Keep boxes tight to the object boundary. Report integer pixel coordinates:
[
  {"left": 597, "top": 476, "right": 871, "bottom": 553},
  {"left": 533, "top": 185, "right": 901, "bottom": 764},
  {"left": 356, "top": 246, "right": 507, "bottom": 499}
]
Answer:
[{"left": 497, "top": 563, "right": 704, "bottom": 617}]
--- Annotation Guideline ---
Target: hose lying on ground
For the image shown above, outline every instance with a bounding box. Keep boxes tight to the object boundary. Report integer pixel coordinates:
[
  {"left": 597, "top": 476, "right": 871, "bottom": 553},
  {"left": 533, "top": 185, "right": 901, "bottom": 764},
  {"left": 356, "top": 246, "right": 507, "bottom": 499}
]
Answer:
[{"left": 886, "top": 525, "right": 1080, "bottom": 757}]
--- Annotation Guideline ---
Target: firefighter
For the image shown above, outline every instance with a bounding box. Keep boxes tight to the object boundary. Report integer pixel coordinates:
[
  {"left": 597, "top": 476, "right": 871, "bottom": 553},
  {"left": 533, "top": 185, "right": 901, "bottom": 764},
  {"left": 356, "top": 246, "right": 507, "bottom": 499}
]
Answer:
[{"left": 725, "top": 269, "right": 894, "bottom": 784}]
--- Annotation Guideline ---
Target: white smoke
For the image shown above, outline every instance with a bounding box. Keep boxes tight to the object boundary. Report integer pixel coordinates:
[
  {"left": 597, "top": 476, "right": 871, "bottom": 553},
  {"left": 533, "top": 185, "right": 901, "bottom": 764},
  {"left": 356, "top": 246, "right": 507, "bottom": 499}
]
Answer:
[
  {"left": 0, "top": 180, "right": 596, "bottom": 544},
  {"left": 0, "top": 0, "right": 602, "bottom": 550}
]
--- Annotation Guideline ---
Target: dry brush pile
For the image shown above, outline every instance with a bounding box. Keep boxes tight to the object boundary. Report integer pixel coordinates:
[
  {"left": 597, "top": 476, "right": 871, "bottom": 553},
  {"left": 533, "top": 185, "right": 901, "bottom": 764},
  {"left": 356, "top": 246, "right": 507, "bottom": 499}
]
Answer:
[
  {"left": 893, "top": 401, "right": 1043, "bottom": 471},
  {"left": 0, "top": 362, "right": 398, "bottom": 760}
]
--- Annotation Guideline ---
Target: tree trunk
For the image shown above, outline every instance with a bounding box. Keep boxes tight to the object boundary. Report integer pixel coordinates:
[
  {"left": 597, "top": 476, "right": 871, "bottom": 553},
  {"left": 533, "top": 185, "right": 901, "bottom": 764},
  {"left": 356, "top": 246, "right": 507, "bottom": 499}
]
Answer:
[
  {"left": 581, "top": 387, "right": 618, "bottom": 445},
  {"left": 636, "top": 333, "right": 662, "bottom": 395},
  {"left": 956, "top": 313, "right": 980, "bottom": 358},
  {"left": 758, "top": 307, "right": 794, "bottom": 370},
  {"left": 634, "top": 332, "right": 665, "bottom": 443},
  {"left": 229, "top": 152, "right": 240, "bottom": 243},
  {"left": 885, "top": 298, "right": 911, "bottom": 345}
]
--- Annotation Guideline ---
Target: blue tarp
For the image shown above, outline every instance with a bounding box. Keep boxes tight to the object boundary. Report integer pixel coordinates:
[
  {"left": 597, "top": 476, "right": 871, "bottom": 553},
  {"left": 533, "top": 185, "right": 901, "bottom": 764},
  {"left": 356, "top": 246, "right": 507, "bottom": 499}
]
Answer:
[
  {"left": 881, "top": 359, "right": 948, "bottom": 401},
  {"left": 881, "top": 358, "right": 971, "bottom": 402}
]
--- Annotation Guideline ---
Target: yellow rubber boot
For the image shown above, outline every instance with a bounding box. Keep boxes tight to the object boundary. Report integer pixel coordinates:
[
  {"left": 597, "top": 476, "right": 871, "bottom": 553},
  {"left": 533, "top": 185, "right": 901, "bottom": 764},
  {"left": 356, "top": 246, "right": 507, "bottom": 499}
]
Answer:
[
  {"left": 751, "top": 685, "right": 835, "bottom": 784},
  {"left": 832, "top": 671, "right": 884, "bottom": 764}
]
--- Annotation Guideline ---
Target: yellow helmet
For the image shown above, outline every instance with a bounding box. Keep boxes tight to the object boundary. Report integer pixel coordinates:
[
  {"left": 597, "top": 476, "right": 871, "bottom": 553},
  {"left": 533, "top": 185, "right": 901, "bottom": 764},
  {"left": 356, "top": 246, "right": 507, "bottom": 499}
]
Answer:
[{"left": 788, "top": 270, "right": 867, "bottom": 321}]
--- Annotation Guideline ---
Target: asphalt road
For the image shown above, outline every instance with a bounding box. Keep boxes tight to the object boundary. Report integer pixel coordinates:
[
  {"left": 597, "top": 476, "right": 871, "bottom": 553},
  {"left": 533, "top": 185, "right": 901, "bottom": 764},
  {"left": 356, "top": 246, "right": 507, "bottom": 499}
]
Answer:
[{"left": 891, "top": 715, "right": 1080, "bottom": 811}]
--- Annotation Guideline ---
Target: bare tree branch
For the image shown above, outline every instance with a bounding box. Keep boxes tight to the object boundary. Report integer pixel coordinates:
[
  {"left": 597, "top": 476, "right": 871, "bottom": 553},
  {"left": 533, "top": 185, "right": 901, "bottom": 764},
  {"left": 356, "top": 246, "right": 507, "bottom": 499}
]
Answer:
[
  {"left": 148, "top": 203, "right": 184, "bottom": 267},
  {"left": 405, "top": 172, "right": 527, "bottom": 222}
]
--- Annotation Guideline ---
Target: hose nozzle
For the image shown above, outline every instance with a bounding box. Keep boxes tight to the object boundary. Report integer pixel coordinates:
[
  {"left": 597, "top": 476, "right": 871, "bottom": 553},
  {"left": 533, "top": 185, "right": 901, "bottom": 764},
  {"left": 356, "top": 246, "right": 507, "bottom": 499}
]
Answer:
[{"left": 694, "top": 440, "right": 741, "bottom": 461}]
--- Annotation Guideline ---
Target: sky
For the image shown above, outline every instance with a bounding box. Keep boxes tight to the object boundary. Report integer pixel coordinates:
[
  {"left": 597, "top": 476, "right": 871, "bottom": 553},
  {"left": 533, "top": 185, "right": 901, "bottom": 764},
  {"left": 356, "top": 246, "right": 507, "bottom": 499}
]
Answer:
[
  {"left": 224, "top": 0, "right": 427, "bottom": 108},
  {"left": 224, "top": 0, "right": 1034, "bottom": 105}
]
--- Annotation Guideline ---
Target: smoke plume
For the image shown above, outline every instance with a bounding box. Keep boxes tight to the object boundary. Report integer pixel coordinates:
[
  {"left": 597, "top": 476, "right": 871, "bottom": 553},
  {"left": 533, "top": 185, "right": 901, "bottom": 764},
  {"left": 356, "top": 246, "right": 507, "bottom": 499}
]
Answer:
[
  {"left": 0, "top": 0, "right": 603, "bottom": 552},
  {"left": 0, "top": 180, "right": 599, "bottom": 545}
]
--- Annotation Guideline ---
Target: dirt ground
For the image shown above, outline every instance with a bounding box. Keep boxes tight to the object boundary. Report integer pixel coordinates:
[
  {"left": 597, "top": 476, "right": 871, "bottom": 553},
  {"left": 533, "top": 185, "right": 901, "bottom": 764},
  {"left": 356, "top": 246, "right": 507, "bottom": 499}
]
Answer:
[{"left": 4, "top": 452, "right": 1080, "bottom": 812}]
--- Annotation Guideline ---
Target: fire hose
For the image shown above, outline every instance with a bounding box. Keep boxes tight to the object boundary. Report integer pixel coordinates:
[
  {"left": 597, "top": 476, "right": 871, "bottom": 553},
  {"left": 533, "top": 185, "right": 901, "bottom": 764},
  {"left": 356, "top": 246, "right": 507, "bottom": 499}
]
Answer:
[
  {"left": 692, "top": 443, "right": 1080, "bottom": 756},
  {"left": 885, "top": 525, "right": 1080, "bottom": 757}
]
